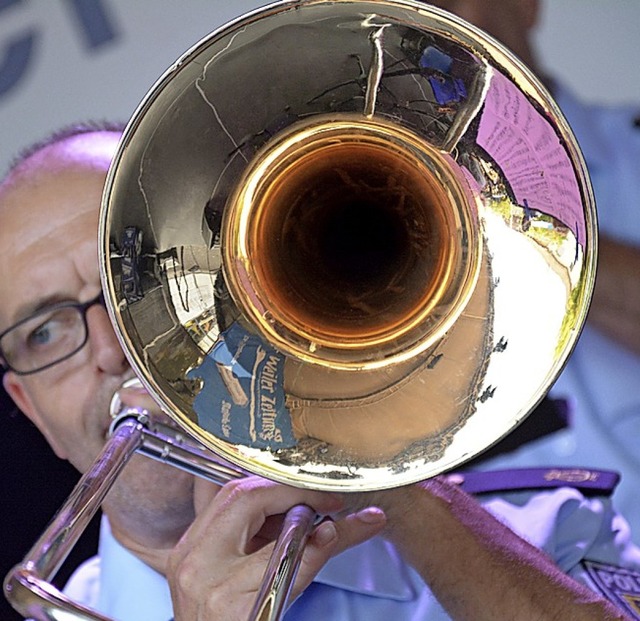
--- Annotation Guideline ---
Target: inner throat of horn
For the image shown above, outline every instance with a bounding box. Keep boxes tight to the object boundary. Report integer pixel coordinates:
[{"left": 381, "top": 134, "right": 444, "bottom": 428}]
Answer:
[
  {"left": 258, "top": 142, "right": 452, "bottom": 340},
  {"left": 224, "top": 118, "right": 475, "bottom": 360}
]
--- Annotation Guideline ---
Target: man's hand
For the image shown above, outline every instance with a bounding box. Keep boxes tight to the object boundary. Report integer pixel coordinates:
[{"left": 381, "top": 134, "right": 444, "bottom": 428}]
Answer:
[
  {"left": 166, "top": 476, "right": 385, "bottom": 620},
  {"left": 113, "top": 380, "right": 387, "bottom": 618}
]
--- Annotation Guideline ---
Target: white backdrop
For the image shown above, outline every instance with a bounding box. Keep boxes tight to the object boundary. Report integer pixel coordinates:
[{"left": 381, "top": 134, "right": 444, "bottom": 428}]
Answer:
[{"left": 0, "top": 0, "right": 639, "bottom": 175}]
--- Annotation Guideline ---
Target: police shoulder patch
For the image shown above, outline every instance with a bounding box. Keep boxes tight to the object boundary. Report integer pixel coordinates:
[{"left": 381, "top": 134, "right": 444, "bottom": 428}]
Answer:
[{"left": 583, "top": 560, "right": 640, "bottom": 619}]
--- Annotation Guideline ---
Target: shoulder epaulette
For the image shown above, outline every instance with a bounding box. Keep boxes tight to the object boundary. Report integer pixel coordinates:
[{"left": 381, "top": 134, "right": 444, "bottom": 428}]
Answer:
[{"left": 446, "top": 467, "right": 620, "bottom": 497}]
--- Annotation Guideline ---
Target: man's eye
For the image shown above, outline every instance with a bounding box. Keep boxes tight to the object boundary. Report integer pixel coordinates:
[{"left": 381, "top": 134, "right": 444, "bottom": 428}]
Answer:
[
  {"left": 27, "top": 318, "right": 59, "bottom": 349},
  {"left": 25, "top": 309, "right": 76, "bottom": 351}
]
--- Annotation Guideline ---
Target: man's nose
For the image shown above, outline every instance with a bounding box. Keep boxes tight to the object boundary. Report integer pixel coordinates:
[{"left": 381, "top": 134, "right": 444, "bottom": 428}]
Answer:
[{"left": 86, "top": 304, "right": 128, "bottom": 375}]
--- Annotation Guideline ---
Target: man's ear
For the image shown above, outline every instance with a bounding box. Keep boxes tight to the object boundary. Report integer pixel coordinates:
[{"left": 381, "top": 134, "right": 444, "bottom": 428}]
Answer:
[{"left": 2, "top": 372, "right": 67, "bottom": 459}]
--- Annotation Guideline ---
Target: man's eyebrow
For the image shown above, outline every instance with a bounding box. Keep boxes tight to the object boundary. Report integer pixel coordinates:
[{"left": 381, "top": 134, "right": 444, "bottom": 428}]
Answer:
[{"left": 9, "top": 295, "right": 75, "bottom": 325}]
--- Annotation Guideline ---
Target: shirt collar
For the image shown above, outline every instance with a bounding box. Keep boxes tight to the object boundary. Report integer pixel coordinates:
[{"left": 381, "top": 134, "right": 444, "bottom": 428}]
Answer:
[{"left": 98, "top": 517, "right": 174, "bottom": 621}]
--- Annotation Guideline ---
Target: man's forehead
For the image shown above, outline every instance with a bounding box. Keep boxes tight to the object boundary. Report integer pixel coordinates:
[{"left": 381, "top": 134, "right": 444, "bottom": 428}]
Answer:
[
  {"left": 0, "top": 139, "right": 110, "bottom": 328},
  {"left": 0, "top": 203, "right": 100, "bottom": 320},
  {"left": 0, "top": 157, "right": 107, "bottom": 224}
]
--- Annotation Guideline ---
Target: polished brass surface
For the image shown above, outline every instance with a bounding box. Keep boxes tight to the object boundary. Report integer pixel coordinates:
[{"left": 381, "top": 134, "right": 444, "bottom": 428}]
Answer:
[
  {"left": 223, "top": 115, "right": 480, "bottom": 368},
  {"left": 98, "top": 0, "right": 596, "bottom": 492}
]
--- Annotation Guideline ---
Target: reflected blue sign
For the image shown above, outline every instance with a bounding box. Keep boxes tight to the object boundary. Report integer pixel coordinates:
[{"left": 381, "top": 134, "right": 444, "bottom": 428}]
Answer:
[{"left": 187, "top": 322, "right": 296, "bottom": 450}]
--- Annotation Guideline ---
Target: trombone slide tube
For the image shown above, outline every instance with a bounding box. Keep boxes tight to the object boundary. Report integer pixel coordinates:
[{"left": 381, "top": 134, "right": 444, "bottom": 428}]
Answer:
[
  {"left": 4, "top": 418, "right": 144, "bottom": 621},
  {"left": 5, "top": 415, "right": 316, "bottom": 621},
  {"left": 249, "top": 504, "right": 317, "bottom": 621},
  {"left": 134, "top": 420, "right": 245, "bottom": 485},
  {"left": 137, "top": 419, "right": 318, "bottom": 619}
]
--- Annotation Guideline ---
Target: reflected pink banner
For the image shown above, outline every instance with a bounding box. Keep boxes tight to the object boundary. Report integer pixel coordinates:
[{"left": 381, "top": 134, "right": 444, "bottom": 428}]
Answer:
[{"left": 477, "top": 70, "right": 586, "bottom": 245}]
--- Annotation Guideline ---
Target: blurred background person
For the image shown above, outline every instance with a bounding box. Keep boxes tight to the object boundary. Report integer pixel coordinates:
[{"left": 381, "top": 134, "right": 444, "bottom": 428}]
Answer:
[{"left": 428, "top": 0, "right": 640, "bottom": 541}]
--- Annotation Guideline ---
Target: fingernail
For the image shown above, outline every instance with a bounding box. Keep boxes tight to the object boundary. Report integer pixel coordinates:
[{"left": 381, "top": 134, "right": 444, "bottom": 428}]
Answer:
[
  {"left": 315, "top": 520, "right": 338, "bottom": 547},
  {"left": 355, "top": 506, "right": 386, "bottom": 525}
]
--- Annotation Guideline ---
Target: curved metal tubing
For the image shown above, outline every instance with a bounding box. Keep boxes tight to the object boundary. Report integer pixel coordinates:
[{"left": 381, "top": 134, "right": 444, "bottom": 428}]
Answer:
[
  {"left": 4, "top": 415, "right": 315, "bottom": 621},
  {"left": 249, "top": 504, "right": 317, "bottom": 621},
  {"left": 4, "top": 419, "right": 143, "bottom": 621}
]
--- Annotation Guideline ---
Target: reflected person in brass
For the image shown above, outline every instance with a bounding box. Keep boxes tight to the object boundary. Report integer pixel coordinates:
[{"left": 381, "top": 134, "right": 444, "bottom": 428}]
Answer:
[
  {"left": 430, "top": 0, "right": 640, "bottom": 543},
  {"left": 2, "top": 123, "right": 639, "bottom": 619}
]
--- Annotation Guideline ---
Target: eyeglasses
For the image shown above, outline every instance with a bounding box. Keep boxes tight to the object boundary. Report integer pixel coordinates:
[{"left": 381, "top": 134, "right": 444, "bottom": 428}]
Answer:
[{"left": 0, "top": 293, "right": 105, "bottom": 376}]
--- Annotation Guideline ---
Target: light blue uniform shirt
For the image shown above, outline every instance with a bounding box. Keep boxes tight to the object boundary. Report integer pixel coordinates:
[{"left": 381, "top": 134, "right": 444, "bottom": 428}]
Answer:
[
  {"left": 479, "top": 85, "right": 640, "bottom": 543},
  {"left": 64, "top": 488, "right": 640, "bottom": 621}
]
